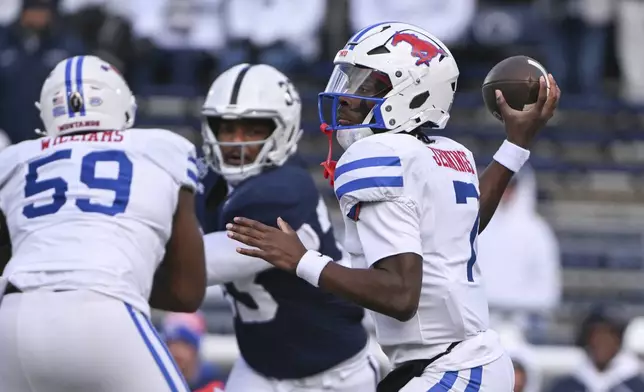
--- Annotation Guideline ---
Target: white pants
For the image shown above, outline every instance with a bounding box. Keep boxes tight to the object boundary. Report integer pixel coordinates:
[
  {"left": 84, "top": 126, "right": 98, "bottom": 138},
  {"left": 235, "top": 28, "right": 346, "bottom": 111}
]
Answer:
[
  {"left": 225, "top": 346, "right": 380, "bottom": 392},
  {"left": 400, "top": 353, "right": 514, "bottom": 392},
  {"left": 0, "top": 290, "right": 190, "bottom": 392}
]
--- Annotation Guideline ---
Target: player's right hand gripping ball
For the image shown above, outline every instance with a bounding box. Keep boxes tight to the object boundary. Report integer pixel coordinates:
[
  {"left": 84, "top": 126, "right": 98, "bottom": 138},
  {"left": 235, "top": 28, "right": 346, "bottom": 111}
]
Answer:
[{"left": 482, "top": 55, "right": 549, "bottom": 121}]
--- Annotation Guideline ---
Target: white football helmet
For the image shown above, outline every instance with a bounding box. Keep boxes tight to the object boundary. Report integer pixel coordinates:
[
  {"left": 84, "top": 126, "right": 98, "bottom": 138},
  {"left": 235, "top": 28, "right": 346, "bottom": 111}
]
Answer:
[
  {"left": 318, "top": 22, "right": 459, "bottom": 149},
  {"left": 37, "top": 55, "right": 136, "bottom": 137},
  {"left": 202, "top": 64, "right": 303, "bottom": 185}
]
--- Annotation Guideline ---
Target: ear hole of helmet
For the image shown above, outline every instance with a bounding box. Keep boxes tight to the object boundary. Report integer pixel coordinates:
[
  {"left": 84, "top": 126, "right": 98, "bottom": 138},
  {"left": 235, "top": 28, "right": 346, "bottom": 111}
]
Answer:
[
  {"left": 366, "top": 46, "right": 391, "bottom": 56},
  {"left": 409, "top": 91, "right": 429, "bottom": 109}
]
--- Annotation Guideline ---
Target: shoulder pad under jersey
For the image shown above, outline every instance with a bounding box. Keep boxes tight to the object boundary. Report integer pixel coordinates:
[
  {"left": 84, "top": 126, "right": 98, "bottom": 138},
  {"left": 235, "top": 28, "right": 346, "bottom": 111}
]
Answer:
[
  {"left": 137, "top": 128, "right": 200, "bottom": 193},
  {"left": 333, "top": 135, "right": 406, "bottom": 216}
]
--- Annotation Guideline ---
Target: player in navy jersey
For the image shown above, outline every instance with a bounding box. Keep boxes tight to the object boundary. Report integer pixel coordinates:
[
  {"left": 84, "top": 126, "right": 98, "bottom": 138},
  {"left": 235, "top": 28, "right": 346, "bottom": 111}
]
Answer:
[{"left": 200, "top": 64, "right": 379, "bottom": 391}]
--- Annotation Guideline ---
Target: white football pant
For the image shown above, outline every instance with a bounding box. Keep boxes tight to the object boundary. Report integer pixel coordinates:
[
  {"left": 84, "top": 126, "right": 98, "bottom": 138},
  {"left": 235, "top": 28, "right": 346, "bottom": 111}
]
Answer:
[
  {"left": 399, "top": 353, "right": 514, "bottom": 392},
  {"left": 225, "top": 345, "right": 380, "bottom": 392},
  {"left": 0, "top": 289, "right": 190, "bottom": 392}
]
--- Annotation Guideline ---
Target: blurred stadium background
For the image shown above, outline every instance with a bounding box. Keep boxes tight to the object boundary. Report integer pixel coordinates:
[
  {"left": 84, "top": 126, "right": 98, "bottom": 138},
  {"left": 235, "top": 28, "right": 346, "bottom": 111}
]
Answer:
[{"left": 2, "top": 0, "right": 644, "bottom": 390}]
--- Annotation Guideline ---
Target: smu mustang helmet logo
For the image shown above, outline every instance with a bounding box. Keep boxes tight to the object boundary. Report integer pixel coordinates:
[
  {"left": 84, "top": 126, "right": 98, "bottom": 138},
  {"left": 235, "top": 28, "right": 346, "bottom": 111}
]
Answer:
[{"left": 391, "top": 32, "right": 446, "bottom": 66}]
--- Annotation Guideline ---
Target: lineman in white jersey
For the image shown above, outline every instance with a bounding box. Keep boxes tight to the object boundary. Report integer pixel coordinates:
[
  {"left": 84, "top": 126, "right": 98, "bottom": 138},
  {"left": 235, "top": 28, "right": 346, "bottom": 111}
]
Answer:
[
  {"left": 0, "top": 55, "right": 206, "bottom": 392},
  {"left": 225, "top": 22, "right": 561, "bottom": 392}
]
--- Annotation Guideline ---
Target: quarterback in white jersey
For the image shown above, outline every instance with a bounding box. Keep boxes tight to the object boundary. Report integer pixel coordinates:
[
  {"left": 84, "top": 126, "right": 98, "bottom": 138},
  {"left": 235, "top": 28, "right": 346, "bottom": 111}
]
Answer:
[
  {"left": 0, "top": 56, "right": 205, "bottom": 392},
  {"left": 226, "top": 22, "right": 560, "bottom": 392}
]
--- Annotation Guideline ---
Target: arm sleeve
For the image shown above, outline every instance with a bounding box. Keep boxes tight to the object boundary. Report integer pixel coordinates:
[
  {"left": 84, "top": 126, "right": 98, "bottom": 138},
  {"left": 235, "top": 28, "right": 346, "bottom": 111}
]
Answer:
[
  {"left": 204, "top": 231, "right": 271, "bottom": 285},
  {"left": 356, "top": 197, "right": 422, "bottom": 268}
]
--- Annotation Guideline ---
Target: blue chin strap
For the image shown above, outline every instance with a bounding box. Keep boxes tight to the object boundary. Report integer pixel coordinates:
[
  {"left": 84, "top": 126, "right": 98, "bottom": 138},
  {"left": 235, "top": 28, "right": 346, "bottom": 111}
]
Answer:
[{"left": 317, "top": 92, "right": 389, "bottom": 131}]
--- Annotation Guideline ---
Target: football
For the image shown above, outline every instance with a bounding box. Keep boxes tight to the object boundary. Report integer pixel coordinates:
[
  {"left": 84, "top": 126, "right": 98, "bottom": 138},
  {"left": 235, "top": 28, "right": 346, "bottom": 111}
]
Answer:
[{"left": 481, "top": 55, "right": 549, "bottom": 121}]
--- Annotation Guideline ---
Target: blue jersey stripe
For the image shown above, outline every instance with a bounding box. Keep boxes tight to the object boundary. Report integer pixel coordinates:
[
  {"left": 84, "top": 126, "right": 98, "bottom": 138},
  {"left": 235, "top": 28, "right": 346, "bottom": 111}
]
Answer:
[
  {"left": 464, "top": 366, "right": 483, "bottom": 392},
  {"left": 335, "top": 176, "right": 403, "bottom": 199},
  {"left": 427, "top": 371, "right": 459, "bottom": 391},
  {"left": 187, "top": 156, "right": 200, "bottom": 185},
  {"left": 64, "top": 58, "right": 74, "bottom": 118},
  {"left": 188, "top": 157, "right": 199, "bottom": 173},
  {"left": 187, "top": 169, "right": 199, "bottom": 185},
  {"left": 75, "top": 56, "right": 86, "bottom": 116},
  {"left": 334, "top": 156, "right": 401, "bottom": 181},
  {"left": 125, "top": 304, "right": 179, "bottom": 392}
]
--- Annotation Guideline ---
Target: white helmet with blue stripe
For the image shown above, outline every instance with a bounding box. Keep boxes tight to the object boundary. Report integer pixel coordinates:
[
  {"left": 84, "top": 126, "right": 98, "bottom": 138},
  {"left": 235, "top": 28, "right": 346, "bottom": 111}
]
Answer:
[
  {"left": 318, "top": 22, "right": 459, "bottom": 150},
  {"left": 37, "top": 55, "right": 137, "bottom": 137}
]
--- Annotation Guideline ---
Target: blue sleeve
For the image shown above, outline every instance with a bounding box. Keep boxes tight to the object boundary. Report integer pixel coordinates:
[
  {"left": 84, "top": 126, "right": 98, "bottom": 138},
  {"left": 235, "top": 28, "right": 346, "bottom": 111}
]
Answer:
[
  {"left": 221, "top": 167, "right": 319, "bottom": 231},
  {"left": 198, "top": 172, "right": 225, "bottom": 231}
]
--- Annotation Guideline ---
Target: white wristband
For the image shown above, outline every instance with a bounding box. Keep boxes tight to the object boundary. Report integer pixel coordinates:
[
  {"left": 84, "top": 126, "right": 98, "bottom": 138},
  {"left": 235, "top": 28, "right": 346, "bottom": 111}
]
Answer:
[
  {"left": 493, "top": 140, "right": 530, "bottom": 173},
  {"left": 296, "top": 250, "right": 332, "bottom": 287}
]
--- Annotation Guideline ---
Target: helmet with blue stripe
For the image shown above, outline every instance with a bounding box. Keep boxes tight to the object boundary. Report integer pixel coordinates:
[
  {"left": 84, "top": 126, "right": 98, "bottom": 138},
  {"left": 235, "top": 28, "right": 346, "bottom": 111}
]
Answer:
[
  {"left": 37, "top": 55, "right": 136, "bottom": 137},
  {"left": 318, "top": 22, "right": 459, "bottom": 150}
]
